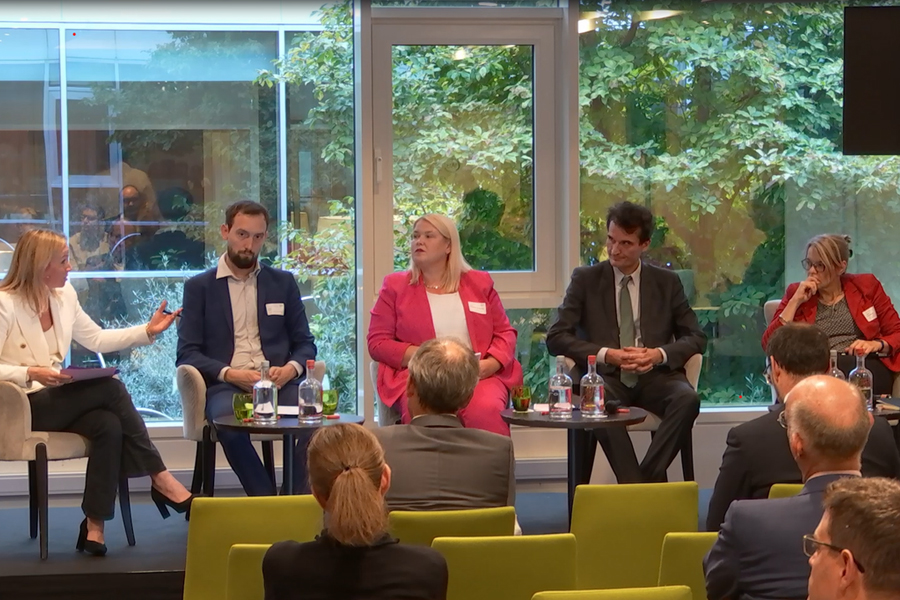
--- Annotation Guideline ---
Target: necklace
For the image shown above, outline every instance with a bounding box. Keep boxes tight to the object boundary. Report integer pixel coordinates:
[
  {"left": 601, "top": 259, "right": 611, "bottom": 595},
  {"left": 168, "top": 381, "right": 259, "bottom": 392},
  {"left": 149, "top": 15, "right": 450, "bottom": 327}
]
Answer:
[{"left": 425, "top": 283, "right": 442, "bottom": 290}]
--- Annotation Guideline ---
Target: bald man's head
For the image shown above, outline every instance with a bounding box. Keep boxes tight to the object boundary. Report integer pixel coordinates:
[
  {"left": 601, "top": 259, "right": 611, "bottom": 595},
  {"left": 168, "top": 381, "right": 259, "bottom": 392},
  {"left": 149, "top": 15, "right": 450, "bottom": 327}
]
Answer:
[{"left": 784, "top": 375, "right": 871, "bottom": 463}]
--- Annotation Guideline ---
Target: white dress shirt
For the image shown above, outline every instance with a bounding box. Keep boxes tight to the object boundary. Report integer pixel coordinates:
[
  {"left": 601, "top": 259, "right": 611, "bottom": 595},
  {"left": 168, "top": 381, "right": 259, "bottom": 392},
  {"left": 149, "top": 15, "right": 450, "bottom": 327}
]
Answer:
[
  {"left": 598, "top": 261, "right": 667, "bottom": 365},
  {"left": 215, "top": 254, "right": 302, "bottom": 382}
]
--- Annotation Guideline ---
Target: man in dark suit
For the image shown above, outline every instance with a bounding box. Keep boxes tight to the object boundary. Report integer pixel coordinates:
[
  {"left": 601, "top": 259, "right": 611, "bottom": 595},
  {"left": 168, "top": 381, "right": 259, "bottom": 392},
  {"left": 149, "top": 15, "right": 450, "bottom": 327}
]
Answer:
[
  {"left": 176, "top": 201, "right": 317, "bottom": 496},
  {"left": 546, "top": 201, "right": 707, "bottom": 483},
  {"left": 706, "top": 323, "right": 900, "bottom": 531},
  {"left": 374, "top": 338, "right": 515, "bottom": 511},
  {"left": 704, "top": 375, "right": 871, "bottom": 600}
]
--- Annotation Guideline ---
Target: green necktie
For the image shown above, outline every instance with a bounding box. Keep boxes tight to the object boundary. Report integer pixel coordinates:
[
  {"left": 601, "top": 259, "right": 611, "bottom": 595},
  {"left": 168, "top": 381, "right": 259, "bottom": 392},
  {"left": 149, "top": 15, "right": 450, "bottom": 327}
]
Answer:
[{"left": 619, "top": 275, "right": 638, "bottom": 387}]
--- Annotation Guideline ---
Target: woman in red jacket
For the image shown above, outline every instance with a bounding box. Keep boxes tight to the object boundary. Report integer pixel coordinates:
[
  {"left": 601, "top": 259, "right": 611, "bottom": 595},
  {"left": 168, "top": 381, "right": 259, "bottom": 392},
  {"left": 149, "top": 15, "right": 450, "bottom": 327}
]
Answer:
[
  {"left": 763, "top": 234, "right": 900, "bottom": 393},
  {"left": 367, "top": 213, "right": 523, "bottom": 435}
]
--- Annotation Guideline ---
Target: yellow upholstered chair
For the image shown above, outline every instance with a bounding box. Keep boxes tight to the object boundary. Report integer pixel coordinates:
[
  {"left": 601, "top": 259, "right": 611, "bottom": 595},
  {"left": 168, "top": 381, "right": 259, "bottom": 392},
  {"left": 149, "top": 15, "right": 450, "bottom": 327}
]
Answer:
[
  {"left": 389, "top": 506, "right": 516, "bottom": 546},
  {"left": 532, "top": 585, "right": 693, "bottom": 600},
  {"left": 570, "top": 482, "right": 699, "bottom": 590},
  {"left": 657, "top": 532, "right": 719, "bottom": 600},
  {"left": 432, "top": 534, "right": 577, "bottom": 600},
  {"left": 768, "top": 483, "right": 804, "bottom": 499},
  {"left": 226, "top": 544, "right": 271, "bottom": 600},
  {"left": 183, "top": 496, "right": 322, "bottom": 600}
]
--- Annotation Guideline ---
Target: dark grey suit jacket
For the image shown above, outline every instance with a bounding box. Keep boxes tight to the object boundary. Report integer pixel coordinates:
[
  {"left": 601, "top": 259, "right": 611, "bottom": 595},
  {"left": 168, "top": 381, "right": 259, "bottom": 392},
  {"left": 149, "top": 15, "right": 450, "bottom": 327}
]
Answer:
[
  {"left": 704, "top": 473, "right": 857, "bottom": 600},
  {"left": 374, "top": 414, "right": 515, "bottom": 511},
  {"left": 546, "top": 261, "right": 706, "bottom": 380}
]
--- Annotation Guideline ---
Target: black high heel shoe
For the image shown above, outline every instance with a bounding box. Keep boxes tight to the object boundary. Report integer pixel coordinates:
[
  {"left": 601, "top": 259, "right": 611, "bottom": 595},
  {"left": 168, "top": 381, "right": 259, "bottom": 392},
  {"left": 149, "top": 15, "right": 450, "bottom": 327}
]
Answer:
[
  {"left": 151, "top": 488, "right": 194, "bottom": 520},
  {"left": 76, "top": 519, "right": 108, "bottom": 556}
]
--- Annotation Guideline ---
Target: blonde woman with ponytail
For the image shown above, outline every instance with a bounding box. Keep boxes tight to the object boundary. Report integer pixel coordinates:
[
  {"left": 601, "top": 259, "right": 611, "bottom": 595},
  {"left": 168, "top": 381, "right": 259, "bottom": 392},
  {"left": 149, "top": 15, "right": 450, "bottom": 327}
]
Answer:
[
  {"left": 763, "top": 233, "right": 900, "bottom": 394},
  {"left": 262, "top": 423, "right": 448, "bottom": 600}
]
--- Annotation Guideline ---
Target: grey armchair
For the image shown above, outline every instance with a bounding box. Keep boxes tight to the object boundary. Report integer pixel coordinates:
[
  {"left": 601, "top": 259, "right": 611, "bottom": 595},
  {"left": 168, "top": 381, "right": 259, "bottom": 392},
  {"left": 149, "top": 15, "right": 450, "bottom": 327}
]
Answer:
[
  {"left": 0, "top": 381, "right": 135, "bottom": 559},
  {"left": 177, "top": 361, "right": 327, "bottom": 498}
]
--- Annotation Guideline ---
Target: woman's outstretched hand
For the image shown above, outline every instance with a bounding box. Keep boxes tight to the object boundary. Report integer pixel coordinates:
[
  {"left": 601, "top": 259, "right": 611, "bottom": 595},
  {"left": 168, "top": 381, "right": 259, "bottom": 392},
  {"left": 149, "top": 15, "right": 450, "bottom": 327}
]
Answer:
[{"left": 147, "top": 300, "right": 182, "bottom": 336}]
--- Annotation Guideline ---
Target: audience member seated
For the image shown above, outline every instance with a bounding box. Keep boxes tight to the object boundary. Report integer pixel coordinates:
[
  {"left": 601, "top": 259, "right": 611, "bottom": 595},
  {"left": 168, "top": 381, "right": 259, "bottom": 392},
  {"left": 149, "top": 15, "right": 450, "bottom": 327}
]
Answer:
[
  {"left": 763, "top": 234, "right": 900, "bottom": 395},
  {"left": 807, "top": 477, "right": 900, "bottom": 600},
  {"left": 374, "top": 337, "right": 515, "bottom": 511},
  {"left": 263, "top": 424, "right": 448, "bottom": 600},
  {"left": 69, "top": 201, "right": 110, "bottom": 276},
  {"left": 707, "top": 323, "right": 900, "bottom": 531},
  {"left": 704, "top": 375, "right": 872, "bottom": 600},
  {"left": 0, "top": 230, "right": 191, "bottom": 556},
  {"left": 134, "top": 187, "right": 205, "bottom": 269},
  {"left": 176, "top": 201, "right": 317, "bottom": 496},
  {"left": 546, "top": 200, "right": 707, "bottom": 483},
  {"left": 367, "top": 213, "right": 522, "bottom": 435}
]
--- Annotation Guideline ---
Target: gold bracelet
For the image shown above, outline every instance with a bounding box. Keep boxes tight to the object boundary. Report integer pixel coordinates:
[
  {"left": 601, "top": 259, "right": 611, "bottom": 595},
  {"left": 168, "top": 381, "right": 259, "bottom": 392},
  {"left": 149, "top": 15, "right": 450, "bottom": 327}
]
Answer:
[{"left": 145, "top": 323, "right": 157, "bottom": 343}]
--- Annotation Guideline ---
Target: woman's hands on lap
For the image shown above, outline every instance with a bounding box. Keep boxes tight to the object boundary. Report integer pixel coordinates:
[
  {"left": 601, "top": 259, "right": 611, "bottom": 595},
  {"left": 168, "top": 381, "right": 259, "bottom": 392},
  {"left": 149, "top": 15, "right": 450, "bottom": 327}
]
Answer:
[
  {"left": 147, "top": 300, "right": 182, "bottom": 337},
  {"left": 478, "top": 357, "right": 501, "bottom": 379},
  {"left": 27, "top": 367, "right": 71, "bottom": 387}
]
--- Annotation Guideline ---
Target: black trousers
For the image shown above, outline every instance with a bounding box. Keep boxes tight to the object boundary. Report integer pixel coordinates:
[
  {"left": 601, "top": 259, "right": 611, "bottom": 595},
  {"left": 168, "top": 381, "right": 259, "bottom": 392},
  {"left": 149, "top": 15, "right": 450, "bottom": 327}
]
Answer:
[
  {"left": 588, "top": 370, "right": 700, "bottom": 483},
  {"left": 29, "top": 378, "right": 166, "bottom": 520}
]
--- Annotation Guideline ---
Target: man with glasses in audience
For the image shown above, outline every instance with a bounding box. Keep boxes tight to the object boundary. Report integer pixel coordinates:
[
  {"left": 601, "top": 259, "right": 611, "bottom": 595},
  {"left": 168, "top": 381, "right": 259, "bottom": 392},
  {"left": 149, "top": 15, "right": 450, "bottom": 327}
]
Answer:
[
  {"left": 806, "top": 477, "right": 900, "bottom": 600},
  {"left": 706, "top": 323, "right": 900, "bottom": 531},
  {"left": 704, "top": 375, "right": 871, "bottom": 600}
]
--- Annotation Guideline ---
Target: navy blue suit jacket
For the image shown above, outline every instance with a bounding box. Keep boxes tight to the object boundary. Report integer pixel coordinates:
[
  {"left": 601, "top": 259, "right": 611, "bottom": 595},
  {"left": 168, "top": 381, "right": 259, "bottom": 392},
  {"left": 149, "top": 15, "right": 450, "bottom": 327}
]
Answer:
[
  {"left": 703, "top": 473, "right": 856, "bottom": 600},
  {"left": 176, "top": 263, "right": 317, "bottom": 387}
]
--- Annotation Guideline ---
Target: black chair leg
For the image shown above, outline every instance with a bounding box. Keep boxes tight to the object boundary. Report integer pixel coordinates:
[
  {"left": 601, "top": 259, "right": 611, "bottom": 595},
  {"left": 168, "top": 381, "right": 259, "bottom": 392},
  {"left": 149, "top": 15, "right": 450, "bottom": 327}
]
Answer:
[
  {"left": 262, "top": 441, "right": 277, "bottom": 490},
  {"left": 681, "top": 430, "right": 695, "bottom": 482},
  {"left": 118, "top": 476, "right": 136, "bottom": 546},
  {"left": 202, "top": 426, "right": 216, "bottom": 497},
  {"left": 28, "top": 460, "right": 38, "bottom": 539},
  {"left": 190, "top": 442, "right": 204, "bottom": 496},
  {"left": 35, "top": 444, "right": 49, "bottom": 560}
]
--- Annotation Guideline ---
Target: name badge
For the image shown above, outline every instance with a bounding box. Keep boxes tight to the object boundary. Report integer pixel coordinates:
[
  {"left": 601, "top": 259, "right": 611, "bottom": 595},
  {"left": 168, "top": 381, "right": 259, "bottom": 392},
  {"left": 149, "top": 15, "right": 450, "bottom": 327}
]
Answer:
[
  {"left": 266, "top": 303, "right": 285, "bottom": 316},
  {"left": 863, "top": 306, "right": 877, "bottom": 322},
  {"left": 468, "top": 301, "right": 487, "bottom": 314}
]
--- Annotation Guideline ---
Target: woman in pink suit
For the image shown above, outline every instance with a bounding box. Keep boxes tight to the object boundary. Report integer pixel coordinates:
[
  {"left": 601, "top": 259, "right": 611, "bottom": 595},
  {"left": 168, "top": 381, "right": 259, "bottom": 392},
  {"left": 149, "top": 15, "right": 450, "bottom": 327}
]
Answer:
[{"left": 368, "top": 213, "right": 523, "bottom": 436}]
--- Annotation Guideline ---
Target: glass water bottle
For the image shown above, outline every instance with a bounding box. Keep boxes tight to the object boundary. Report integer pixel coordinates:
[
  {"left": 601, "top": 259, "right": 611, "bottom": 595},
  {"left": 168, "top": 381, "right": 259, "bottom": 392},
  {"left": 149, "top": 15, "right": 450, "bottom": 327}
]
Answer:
[
  {"left": 297, "top": 359, "right": 324, "bottom": 422},
  {"left": 579, "top": 355, "right": 605, "bottom": 418},
  {"left": 829, "top": 350, "right": 846, "bottom": 380},
  {"left": 252, "top": 360, "right": 278, "bottom": 424},
  {"left": 849, "top": 353, "right": 874, "bottom": 411},
  {"left": 548, "top": 356, "right": 573, "bottom": 419}
]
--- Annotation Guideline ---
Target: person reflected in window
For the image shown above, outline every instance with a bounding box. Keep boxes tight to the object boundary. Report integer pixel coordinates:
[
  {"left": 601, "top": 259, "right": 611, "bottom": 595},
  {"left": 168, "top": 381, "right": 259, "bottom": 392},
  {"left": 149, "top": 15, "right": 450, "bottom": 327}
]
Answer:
[
  {"left": 457, "top": 187, "right": 531, "bottom": 271},
  {"left": 69, "top": 202, "right": 111, "bottom": 274},
  {"left": 262, "top": 423, "right": 448, "bottom": 600},
  {"left": 0, "top": 230, "right": 192, "bottom": 556},
  {"left": 763, "top": 234, "right": 900, "bottom": 395},
  {"left": 134, "top": 187, "right": 205, "bottom": 270},
  {"left": 368, "top": 213, "right": 523, "bottom": 436}
]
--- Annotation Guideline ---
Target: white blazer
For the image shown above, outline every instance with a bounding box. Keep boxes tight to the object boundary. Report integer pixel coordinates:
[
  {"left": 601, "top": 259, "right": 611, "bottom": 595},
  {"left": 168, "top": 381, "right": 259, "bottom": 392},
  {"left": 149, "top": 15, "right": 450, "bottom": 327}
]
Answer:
[{"left": 0, "top": 283, "right": 150, "bottom": 392}]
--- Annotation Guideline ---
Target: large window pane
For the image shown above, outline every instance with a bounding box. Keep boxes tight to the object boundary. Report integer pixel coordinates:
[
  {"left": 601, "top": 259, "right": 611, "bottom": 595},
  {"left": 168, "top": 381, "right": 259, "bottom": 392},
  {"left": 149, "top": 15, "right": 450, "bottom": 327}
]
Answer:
[
  {"left": 578, "top": 1, "right": 900, "bottom": 407},
  {"left": 0, "top": 28, "right": 60, "bottom": 251}
]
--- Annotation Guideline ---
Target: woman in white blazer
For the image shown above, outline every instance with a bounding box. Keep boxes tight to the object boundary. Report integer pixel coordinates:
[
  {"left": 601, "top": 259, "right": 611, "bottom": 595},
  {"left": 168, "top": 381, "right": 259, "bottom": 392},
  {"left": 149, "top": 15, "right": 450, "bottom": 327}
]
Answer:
[{"left": 0, "top": 229, "right": 191, "bottom": 556}]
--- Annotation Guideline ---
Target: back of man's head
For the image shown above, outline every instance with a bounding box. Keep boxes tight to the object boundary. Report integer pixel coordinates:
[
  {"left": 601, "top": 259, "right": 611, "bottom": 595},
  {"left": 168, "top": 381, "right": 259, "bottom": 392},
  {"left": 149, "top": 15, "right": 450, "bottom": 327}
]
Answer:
[
  {"left": 407, "top": 338, "right": 479, "bottom": 415},
  {"left": 822, "top": 477, "right": 900, "bottom": 598},
  {"left": 784, "top": 376, "right": 871, "bottom": 472},
  {"left": 768, "top": 323, "right": 830, "bottom": 377}
]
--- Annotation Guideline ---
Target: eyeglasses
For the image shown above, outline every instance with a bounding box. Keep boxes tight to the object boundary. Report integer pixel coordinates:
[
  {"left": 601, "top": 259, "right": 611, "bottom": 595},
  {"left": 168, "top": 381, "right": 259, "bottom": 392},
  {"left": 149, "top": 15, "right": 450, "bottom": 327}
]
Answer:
[
  {"left": 801, "top": 259, "right": 827, "bottom": 272},
  {"left": 764, "top": 363, "right": 772, "bottom": 386},
  {"left": 777, "top": 410, "right": 787, "bottom": 429},
  {"left": 803, "top": 535, "right": 866, "bottom": 573}
]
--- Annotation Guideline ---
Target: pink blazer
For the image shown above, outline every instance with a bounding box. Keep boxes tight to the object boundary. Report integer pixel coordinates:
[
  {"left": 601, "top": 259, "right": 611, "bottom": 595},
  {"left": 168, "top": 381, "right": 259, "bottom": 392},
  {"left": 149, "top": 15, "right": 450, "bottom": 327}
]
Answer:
[{"left": 368, "top": 270, "right": 523, "bottom": 407}]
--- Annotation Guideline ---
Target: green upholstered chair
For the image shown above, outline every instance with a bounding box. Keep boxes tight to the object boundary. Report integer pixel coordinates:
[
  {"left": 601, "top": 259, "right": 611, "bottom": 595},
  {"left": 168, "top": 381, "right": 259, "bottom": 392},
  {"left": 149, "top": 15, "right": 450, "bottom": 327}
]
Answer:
[
  {"left": 532, "top": 585, "right": 693, "bottom": 600},
  {"left": 226, "top": 544, "right": 271, "bottom": 600},
  {"left": 768, "top": 483, "right": 804, "bottom": 499},
  {"left": 389, "top": 506, "right": 517, "bottom": 546},
  {"left": 657, "top": 532, "right": 719, "bottom": 600},
  {"left": 570, "top": 482, "right": 699, "bottom": 590},
  {"left": 183, "top": 496, "right": 322, "bottom": 600},
  {"left": 432, "top": 534, "right": 577, "bottom": 600}
]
